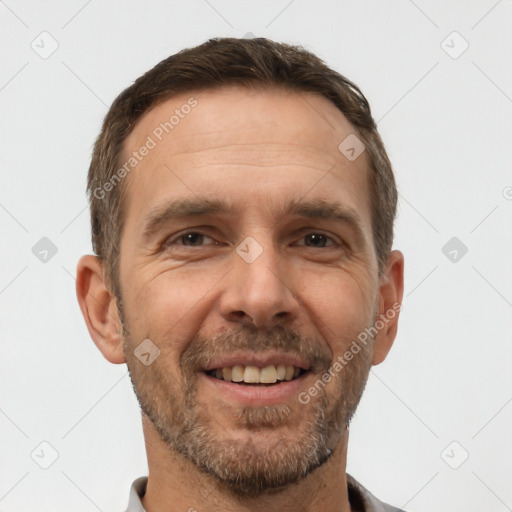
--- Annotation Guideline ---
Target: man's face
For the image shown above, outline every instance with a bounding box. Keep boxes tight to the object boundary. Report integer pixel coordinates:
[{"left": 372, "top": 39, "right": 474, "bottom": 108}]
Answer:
[{"left": 117, "top": 86, "right": 381, "bottom": 495}]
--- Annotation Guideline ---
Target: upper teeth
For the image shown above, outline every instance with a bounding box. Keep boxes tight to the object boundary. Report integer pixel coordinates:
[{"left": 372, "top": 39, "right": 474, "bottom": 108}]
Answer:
[{"left": 212, "top": 364, "right": 301, "bottom": 384}]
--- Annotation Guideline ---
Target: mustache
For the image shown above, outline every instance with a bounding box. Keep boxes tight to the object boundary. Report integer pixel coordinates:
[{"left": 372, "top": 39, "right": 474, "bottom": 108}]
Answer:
[{"left": 180, "top": 324, "right": 333, "bottom": 375}]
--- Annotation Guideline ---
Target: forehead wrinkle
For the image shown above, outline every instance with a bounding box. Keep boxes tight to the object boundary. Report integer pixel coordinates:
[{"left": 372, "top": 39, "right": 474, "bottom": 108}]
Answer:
[
  {"left": 156, "top": 142, "right": 340, "bottom": 167},
  {"left": 124, "top": 94, "right": 350, "bottom": 167},
  {"left": 155, "top": 147, "right": 343, "bottom": 181}
]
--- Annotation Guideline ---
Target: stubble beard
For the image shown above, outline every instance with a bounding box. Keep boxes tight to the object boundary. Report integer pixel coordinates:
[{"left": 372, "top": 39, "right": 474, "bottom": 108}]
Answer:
[{"left": 118, "top": 299, "right": 374, "bottom": 498}]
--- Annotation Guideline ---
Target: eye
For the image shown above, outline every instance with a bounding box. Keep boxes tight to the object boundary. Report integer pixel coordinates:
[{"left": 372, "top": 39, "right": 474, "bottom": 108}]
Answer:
[
  {"left": 296, "top": 232, "right": 337, "bottom": 248},
  {"left": 163, "top": 231, "right": 217, "bottom": 248}
]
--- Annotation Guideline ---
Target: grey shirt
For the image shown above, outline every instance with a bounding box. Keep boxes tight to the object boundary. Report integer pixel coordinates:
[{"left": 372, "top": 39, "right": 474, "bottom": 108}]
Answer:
[{"left": 125, "top": 474, "right": 406, "bottom": 511}]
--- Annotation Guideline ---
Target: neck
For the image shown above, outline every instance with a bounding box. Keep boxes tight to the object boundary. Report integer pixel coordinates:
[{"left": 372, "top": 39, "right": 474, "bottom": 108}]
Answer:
[{"left": 140, "top": 415, "right": 353, "bottom": 512}]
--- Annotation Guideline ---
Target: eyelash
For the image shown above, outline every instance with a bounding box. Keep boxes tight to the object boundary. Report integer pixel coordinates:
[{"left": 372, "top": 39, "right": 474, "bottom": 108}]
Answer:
[{"left": 162, "top": 230, "right": 340, "bottom": 249}]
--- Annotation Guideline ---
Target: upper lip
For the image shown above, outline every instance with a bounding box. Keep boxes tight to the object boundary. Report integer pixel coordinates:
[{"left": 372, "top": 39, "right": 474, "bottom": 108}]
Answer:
[{"left": 203, "top": 351, "right": 311, "bottom": 371}]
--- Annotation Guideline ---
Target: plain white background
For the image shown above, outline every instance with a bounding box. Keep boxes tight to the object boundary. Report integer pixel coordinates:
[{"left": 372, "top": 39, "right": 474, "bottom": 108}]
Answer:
[{"left": 1, "top": 1, "right": 511, "bottom": 511}]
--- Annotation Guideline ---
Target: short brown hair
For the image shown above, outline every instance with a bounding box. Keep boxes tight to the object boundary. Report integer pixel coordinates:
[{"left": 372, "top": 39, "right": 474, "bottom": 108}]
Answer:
[{"left": 87, "top": 37, "right": 397, "bottom": 296}]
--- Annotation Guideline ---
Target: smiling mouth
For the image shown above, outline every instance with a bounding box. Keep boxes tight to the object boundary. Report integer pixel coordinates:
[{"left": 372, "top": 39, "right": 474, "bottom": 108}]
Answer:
[{"left": 205, "top": 364, "right": 307, "bottom": 386}]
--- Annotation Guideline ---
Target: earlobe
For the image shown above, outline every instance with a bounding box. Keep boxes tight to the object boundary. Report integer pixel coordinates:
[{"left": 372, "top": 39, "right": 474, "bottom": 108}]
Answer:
[
  {"left": 75, "top": 255, "right": 126, "bottom": 364},
  {"left": 372, "top": 250, "right": 404, "bottom": 365}
]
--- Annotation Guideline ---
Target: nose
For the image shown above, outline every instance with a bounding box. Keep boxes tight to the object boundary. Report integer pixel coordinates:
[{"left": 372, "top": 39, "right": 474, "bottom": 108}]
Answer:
[{"left": 218, "top": 239, "right": 301, "bottom": 329}]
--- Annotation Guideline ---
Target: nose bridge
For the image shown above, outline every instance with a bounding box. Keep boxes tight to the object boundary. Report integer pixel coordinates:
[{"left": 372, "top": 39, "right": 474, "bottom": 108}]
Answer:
[{"left": 219, "top": 232, "right": 299, "bottom": 328}]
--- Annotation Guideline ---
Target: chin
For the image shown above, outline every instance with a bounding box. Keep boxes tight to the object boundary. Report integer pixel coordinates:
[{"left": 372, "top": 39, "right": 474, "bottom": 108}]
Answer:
[
  {"left": 189, "top": 426, "right": 336, "bottom": 498},
  {"left": 144, "top": 393, "right": 341, "bottom": 498}
]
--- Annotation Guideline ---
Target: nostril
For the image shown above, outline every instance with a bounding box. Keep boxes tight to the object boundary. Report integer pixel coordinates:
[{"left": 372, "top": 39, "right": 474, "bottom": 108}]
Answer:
[{"left": 228, "top": 311, "right": 247, "bottom": 321}]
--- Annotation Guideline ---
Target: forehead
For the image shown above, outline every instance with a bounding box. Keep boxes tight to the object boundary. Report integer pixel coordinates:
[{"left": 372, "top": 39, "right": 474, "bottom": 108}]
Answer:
[
  {"left": 124, "top": 85, "right": 360, "bottom": 162},
  {"left": 120, "top": 85, "right": 372, "bottom": 238}
]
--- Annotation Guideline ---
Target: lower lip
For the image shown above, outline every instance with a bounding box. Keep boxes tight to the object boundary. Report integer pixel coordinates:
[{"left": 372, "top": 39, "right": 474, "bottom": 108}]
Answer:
[{"left": 200, "top": 372, "right": 310, "bottom": 407}]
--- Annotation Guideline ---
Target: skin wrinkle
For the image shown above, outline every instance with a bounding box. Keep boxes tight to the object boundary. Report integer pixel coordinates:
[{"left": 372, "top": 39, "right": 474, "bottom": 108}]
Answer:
[
  {"left": 122, "top": 317, "right": 375, "bottom": 498},
  {"left": 140, "top": 199, "right": 367, "bottom": 259},
  {"left": 77, "top": 84, "right": 404, "bottom": 512},
  {"left": 139, "top": 160, "right": 373, "bottom": 264},
  {"left": 118, "top": 250, "right": 379, "bottom": 498},
  {"left": 117, "top": 86, "right": 378, "bottom": 499}
]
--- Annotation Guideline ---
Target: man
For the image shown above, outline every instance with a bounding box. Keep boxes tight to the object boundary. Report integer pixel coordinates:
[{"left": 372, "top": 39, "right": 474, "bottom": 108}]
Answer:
[{"left": 76, "top": 37, "right": 405, "bottom": 512}]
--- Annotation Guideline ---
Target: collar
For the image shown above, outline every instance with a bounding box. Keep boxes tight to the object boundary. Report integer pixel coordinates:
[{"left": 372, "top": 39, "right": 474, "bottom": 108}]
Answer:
[{"left": 125, "top": 474, "right": 405, "bottom": 512}]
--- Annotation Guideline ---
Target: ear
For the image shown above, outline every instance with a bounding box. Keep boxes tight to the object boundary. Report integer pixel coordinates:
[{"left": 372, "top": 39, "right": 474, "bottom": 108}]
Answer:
[
  {"left": 372, "top": 250, "right": 404, "bottom": 365},
  {"left": 75, "top": 255, "right": 125, "bottom": 364}
]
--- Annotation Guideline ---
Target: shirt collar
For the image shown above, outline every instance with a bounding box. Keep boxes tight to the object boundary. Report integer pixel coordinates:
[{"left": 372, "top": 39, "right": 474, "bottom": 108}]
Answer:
[
  {"left": 126, "top": 476, "right": 147, "bottom": 512},
  {"left": 125, "top": 473, "right": 404, "bottom": 512}
]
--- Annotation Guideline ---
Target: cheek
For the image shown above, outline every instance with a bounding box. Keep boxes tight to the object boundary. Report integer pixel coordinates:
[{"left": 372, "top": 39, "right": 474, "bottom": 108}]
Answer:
[
  {"left": 124, "top": 267, "right": 225, "bottom": 352},
  {"left": 298, "top": 269, "right": 376, "bottom": 352}
]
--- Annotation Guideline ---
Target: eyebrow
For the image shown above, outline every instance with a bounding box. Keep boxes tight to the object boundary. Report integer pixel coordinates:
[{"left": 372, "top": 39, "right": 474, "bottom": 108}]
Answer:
[
  {"left": 141, "top": 196, "right": 366, "bottom": 245},
  {"left": 142, "top": 198, "right": 233, "bottom": 242},
  {"left": 285, "top": 198, "right": 366, "bottom": 245}
]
